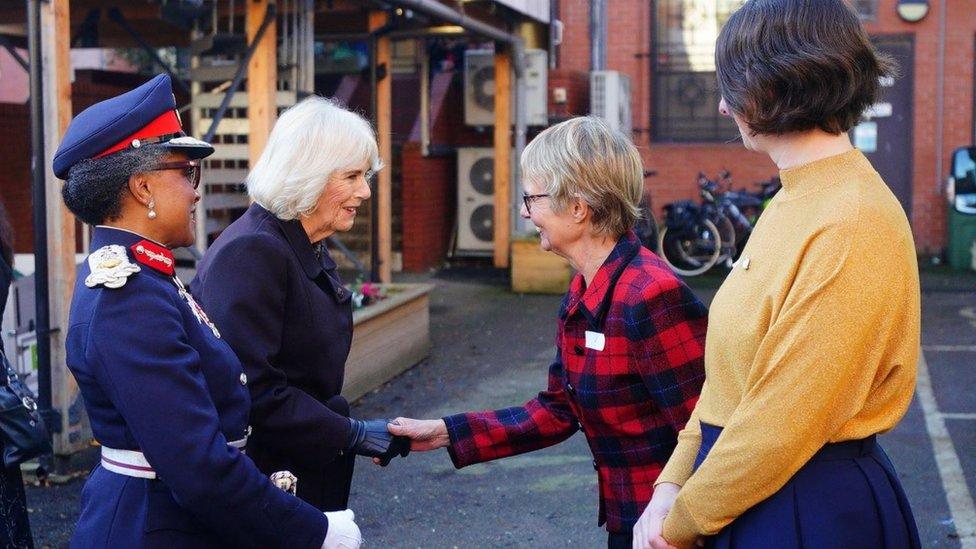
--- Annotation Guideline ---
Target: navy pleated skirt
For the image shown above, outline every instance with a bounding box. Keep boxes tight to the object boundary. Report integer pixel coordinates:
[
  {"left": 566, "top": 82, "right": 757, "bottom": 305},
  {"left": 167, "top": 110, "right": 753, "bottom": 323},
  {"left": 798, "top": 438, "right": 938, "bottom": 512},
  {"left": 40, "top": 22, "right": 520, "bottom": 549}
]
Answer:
[{"left": 694, "top": 423, "right": 921, "bottom": 549}]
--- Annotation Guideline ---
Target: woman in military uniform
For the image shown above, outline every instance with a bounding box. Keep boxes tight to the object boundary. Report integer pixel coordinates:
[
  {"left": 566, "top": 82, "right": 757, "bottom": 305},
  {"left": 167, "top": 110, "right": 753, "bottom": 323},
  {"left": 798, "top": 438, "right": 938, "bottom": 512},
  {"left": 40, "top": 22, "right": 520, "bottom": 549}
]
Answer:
[{"left": 56, "top": 74, "right": 363, "bottom": 548}]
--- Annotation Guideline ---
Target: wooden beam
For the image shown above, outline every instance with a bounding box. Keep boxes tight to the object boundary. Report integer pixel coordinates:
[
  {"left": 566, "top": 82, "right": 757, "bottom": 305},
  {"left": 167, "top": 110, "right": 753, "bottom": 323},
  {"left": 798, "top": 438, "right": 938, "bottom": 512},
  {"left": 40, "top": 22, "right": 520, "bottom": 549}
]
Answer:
[
  {"left": 247, "top": 0, "right": 277, "bottom": 164},
  {"left": 42, "top": 0, "right": 82, "bottom": 455},
  {"left": 493, "top": 47, "right": 512, "bottom": 268},
  {"left": 370, "top": 11, "right": 393, "bottom": 283}
]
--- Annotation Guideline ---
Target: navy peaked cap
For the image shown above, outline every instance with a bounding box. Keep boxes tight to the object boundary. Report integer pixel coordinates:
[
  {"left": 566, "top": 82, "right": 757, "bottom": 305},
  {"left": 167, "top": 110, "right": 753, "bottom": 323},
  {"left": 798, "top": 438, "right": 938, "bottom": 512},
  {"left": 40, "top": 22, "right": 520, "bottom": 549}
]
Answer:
[{"left": 53, "top": 74, "right": 213, "bottom": 179}]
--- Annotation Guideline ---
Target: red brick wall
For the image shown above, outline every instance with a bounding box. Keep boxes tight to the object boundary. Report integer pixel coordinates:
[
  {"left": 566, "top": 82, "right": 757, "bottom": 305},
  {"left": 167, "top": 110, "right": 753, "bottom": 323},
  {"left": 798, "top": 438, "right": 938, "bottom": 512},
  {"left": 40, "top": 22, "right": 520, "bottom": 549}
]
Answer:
[
  {"left": 644, "top": 145, "right": 775, "bottom": 215},
  {"left": 0, "top": 103, "right": 32, "bottom": 253},
  {"left": 548, "top": 68, "right": 590, "bottom": 120},
  {"left": 401, "top": 142, "right": 455, "bottom": 271},
  {"left": 2, "top": 71, "right": 191, "bottom": 254},
  {"left": 556, "top": 0, "right": 976, "bottom": 255},
  {"left": 556, "top": 0, "right": 591, "bottom": 74},
  {"left": 862, "top": 0, "right": 976, "bottom": 255}
]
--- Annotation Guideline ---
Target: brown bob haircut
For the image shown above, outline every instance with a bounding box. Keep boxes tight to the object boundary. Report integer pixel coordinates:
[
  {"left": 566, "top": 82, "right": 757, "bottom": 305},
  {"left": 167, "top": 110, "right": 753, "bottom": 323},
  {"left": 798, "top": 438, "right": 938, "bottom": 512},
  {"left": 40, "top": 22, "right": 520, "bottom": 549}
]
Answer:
[{"left": 716, "top": 0, "right": 896, "bottom": 136}]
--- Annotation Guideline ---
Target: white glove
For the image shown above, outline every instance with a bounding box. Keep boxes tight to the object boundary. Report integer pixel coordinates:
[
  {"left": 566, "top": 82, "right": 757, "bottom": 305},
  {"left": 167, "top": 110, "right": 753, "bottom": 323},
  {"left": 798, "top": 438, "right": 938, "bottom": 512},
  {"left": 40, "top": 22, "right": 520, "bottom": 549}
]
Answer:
[{"left": 322, "top": 509, "right": 362, "bottom": 549}]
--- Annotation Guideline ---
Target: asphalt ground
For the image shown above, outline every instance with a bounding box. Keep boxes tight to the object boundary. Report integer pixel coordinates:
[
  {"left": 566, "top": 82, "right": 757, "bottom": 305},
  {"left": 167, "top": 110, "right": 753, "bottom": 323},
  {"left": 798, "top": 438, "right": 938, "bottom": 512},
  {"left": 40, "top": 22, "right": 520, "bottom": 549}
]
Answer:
[{"left": 20, "top": 265, "right": 976, "bottom": 548}]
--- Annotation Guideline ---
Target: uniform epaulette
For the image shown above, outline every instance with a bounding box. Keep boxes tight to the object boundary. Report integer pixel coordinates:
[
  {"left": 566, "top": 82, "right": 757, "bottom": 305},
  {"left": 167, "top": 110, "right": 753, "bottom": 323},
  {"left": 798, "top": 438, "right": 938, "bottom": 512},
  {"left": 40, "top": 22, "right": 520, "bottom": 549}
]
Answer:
[{"left": 84, "top": 244, "right": 140, "bottom": 289}]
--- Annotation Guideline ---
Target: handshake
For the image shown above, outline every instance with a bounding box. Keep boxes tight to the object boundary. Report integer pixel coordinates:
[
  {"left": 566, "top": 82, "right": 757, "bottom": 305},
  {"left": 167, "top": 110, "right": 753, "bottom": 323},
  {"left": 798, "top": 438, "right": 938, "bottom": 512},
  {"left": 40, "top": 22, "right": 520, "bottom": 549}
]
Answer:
[
  {"left": 345, "top": 418, "right": 410, "bottom": 466},
  {"left": 345, "top": 417, "right": 451, "bottom": 466}
]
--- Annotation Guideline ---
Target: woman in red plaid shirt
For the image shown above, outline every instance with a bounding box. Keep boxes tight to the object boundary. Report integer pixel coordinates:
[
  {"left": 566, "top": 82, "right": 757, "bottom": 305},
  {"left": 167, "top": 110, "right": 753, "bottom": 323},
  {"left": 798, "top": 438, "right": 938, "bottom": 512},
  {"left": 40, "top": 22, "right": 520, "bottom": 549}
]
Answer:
[{"left": 389, "top": 116, "right": 708, "bottom": 548}]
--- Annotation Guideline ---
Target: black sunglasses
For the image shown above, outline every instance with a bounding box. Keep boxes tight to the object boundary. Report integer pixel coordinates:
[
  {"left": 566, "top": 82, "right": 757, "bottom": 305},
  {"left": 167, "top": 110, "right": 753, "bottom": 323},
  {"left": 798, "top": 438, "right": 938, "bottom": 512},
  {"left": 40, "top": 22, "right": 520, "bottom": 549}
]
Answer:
[{"left": 144, "top": 160, "right": 202, "bottom": 189}]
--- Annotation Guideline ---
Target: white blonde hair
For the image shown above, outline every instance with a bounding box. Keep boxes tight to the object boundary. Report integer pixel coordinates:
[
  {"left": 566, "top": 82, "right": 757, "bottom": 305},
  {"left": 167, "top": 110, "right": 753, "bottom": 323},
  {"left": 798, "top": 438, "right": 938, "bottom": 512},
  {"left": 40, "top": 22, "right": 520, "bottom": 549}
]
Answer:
[
  {"left": 521, "top": 116, "right": 643, "bottom": 237},
  {"left": 247, "top": 96, "right": 383, "bottom": 220}
]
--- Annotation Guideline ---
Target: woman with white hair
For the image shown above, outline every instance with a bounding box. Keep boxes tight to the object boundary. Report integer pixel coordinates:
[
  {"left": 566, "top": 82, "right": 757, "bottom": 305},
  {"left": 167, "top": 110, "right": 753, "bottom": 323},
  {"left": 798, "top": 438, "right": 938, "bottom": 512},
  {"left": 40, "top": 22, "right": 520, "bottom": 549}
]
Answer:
[
  {"left": 192, "top": 97, "right": 410, "bottom": 519},
  {"left": 389, "top": 116, "right": 708, "bottom": 548}
]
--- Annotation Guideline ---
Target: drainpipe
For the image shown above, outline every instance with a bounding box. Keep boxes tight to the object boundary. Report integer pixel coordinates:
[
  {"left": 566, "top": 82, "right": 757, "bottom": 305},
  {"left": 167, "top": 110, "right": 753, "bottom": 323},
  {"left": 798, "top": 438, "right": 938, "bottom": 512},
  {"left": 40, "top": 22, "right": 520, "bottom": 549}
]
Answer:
[
  {"left": 383, "top": 0, "right": 529, "bottom": 235},
  {"left": 27, "top": 0, "right": 56, "bottom": 443},
  {"left": 935, "top": 0, "right": 946, "bottom": 198},
  {"left": 590, "top": 0, "right": 606, "bottom": 71}
]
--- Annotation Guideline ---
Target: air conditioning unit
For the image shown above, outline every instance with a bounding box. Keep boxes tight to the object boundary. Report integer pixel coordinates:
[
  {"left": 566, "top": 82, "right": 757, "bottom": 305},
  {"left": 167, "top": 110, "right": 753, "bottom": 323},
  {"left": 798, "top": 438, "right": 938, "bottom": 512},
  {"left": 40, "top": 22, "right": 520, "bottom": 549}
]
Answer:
[
  {"left": 590, "top": 70, "right": 632, "bottom": 136},
  {"left": 456, "top": 148, "right": 496, "bottom": 254},
  {"left": 464, "top": 49, "right": 548, "bottom": 127}
]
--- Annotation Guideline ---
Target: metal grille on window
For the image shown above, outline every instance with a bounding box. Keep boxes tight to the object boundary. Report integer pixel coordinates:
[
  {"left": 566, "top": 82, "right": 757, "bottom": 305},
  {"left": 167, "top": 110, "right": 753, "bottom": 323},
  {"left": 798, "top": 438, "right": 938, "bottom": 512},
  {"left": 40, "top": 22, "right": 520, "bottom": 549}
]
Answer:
[{"left": 652, "top": 0, "right": 744, "bottom": 142}]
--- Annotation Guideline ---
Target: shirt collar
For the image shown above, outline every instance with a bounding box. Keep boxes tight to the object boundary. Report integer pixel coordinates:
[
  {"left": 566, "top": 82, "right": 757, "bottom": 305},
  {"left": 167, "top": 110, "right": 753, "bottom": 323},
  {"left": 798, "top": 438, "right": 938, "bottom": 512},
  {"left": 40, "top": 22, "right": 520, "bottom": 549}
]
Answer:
[{"left": 563, "top": 230, "right": 641, "bottom": 322}]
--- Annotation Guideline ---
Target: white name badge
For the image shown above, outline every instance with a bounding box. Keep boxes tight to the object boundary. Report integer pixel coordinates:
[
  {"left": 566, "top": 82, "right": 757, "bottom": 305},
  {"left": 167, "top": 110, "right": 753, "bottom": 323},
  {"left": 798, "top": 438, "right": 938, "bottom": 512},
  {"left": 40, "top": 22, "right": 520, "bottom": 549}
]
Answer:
[{"left": 585, "top": 330, "right": 606, "bottom": 351}]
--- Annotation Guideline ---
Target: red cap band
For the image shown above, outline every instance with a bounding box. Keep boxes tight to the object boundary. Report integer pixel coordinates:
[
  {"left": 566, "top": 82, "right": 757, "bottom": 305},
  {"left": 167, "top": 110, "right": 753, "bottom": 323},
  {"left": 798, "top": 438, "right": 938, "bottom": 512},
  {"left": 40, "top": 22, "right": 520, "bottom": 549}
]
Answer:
[{"left": 94, "top": 110, "right": 183, "bottom": 159}]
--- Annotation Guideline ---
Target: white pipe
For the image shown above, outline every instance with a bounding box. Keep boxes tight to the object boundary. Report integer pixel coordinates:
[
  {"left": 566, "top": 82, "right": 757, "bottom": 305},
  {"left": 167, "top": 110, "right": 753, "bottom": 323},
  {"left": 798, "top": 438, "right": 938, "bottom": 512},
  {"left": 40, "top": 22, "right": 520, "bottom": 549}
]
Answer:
[
  {"left": 935, "top": 0, "right": 946, "bottom": 196},
  {"left": 420, "top": 39, "right": 430, "bottom": 157}
]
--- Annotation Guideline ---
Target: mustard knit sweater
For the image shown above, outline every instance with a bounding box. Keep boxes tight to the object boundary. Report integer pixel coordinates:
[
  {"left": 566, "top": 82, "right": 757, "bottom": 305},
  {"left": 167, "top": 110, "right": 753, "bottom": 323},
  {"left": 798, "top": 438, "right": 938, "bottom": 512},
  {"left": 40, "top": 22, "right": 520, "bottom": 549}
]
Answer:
[{"left": 657, "top": 149, "right": 920, "bottom": 547}]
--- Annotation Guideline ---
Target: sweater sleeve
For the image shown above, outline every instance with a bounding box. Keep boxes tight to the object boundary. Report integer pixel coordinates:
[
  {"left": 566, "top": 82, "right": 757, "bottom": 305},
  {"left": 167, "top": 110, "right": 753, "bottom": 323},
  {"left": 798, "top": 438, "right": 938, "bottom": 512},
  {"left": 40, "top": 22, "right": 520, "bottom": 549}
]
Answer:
[
  {"left": 662, "top": 211, "right": 918, "bottom": 547},
  {"left": 655, "top": 388, "right": 703, "bottom": 487}
]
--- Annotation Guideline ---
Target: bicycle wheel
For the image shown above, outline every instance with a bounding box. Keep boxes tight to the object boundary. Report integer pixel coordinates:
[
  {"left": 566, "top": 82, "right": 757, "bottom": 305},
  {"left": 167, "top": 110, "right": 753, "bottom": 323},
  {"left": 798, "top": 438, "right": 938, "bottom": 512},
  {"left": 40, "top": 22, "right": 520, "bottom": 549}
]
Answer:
[
  {"left": 658, "top": 218, "right": 723, "bottom": 276},
  {"left": 712, "top": 214, "right": 737, "bottom": 267},
  {"left": 635, "top": 203, "right": 660, "bottom": 254}
]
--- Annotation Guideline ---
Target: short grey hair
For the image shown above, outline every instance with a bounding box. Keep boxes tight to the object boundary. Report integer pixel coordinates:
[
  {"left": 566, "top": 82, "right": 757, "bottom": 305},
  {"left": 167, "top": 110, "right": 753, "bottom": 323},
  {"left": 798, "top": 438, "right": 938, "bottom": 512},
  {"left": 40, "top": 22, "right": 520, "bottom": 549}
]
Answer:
[
  {"left": 247, "top": 96, "right": 383, "bottom": 220},
  {"left": 521, "top": 116, "right": 643, "bottom": 237}
]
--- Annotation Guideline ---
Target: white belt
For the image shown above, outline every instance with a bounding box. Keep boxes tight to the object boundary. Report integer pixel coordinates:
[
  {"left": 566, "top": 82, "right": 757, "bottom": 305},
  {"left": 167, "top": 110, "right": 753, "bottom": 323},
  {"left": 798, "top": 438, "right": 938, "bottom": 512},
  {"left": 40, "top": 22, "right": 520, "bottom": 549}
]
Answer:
[{"left": 101, "top": 437, "right": 247, "bottom": 480}]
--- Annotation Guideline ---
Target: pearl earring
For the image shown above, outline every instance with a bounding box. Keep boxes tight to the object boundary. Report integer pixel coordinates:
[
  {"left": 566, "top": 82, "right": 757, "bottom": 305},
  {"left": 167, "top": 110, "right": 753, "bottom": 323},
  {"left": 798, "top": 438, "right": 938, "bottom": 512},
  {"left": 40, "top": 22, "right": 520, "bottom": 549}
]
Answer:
[{"left": 148, "top": 199, "right": 157, "bottom": 220}]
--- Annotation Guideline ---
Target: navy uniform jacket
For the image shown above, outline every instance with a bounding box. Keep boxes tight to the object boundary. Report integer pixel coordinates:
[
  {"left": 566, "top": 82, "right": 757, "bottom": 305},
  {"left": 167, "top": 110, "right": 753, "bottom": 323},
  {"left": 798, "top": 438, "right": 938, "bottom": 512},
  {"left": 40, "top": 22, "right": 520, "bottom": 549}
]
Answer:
[
  {"left": 66, "top": 226, "right": 328, "bottom": 548},
  {"left": 191, "top": 203, "right": 354, "bottom": 510}
]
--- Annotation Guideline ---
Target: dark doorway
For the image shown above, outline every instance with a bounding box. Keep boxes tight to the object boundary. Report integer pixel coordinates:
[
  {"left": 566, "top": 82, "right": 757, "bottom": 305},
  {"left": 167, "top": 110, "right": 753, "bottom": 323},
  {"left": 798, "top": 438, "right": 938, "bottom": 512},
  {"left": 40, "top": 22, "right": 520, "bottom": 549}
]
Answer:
[{"left": 853, "top": 35, "right": 914, "bottom": 217}]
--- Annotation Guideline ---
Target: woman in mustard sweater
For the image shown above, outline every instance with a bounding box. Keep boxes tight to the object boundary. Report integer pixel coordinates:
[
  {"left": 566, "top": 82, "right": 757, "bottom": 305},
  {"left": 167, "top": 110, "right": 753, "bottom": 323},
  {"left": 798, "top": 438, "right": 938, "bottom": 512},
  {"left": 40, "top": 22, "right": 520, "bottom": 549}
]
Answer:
[{"left": 633, "top": 1, "right": 921, "bottom": 548}]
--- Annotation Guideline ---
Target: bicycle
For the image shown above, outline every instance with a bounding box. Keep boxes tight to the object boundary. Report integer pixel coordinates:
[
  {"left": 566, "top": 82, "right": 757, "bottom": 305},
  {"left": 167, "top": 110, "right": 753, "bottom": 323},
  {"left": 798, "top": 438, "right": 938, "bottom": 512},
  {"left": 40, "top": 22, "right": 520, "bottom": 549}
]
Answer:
[
  {"left": 658, "top": 172, "right": 780, "bottom": 276},
  {"left": 635, "top": 169, "right": 660, "bottom": 254}
]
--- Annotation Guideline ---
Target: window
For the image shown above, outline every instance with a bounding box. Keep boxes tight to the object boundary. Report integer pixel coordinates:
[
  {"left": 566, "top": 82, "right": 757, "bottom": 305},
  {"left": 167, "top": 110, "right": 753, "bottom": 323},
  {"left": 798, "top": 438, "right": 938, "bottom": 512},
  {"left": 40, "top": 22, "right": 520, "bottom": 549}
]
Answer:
[{"left": 652, "top": 0, "right": 745, "bottom": 142}]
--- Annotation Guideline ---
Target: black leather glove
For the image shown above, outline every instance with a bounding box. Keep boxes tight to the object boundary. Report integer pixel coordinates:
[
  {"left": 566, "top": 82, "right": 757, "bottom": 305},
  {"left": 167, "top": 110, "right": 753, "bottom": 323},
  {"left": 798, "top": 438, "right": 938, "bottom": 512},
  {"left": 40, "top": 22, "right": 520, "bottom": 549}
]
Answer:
[{"left": 345, "top": 418, "right": 410, "bottom": 466}]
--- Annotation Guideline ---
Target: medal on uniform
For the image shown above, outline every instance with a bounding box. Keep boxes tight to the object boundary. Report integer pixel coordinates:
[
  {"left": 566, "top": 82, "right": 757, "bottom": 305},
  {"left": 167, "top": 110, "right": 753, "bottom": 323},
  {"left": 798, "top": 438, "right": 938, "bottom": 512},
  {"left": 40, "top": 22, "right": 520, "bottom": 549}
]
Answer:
[
  {"left": 85, "top": 245, "right": 141, "bottom": 289},
  {"left": 129, "top": 239, "right": 221, "bottom": 339},
  {"left": 173, "top": 276, "right": 221, "bottom": 339}
]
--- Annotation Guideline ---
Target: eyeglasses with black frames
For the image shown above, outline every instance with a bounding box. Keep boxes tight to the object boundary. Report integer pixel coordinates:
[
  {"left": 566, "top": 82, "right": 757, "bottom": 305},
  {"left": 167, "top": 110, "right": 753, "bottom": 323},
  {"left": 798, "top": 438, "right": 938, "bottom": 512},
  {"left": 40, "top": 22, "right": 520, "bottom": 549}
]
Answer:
[
  {"left": 522, "top": 193, "right": 550, "bottom": 214},
  {"left": 144, "top": 160, "right": 202, "bottom": 190}
]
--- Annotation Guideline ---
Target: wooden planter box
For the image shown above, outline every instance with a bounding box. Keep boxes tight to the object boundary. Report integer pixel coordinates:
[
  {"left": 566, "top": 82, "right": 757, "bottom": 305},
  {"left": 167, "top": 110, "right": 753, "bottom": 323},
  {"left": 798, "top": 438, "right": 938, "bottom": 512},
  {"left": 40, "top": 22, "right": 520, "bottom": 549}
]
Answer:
[
  {"left": 511, "top": 238, "right": 573, "bottom": 294},
  {"left": 342, "top": 283, "right": 434, "bottom": 402}
]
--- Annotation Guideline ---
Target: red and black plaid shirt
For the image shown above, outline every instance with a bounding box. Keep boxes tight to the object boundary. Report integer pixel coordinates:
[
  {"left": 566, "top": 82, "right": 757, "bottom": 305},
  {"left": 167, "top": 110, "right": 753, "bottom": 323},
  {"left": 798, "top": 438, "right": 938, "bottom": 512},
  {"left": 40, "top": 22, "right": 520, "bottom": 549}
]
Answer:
[{"left": 444, "top": 230, "right": 707, "bottom": 533}]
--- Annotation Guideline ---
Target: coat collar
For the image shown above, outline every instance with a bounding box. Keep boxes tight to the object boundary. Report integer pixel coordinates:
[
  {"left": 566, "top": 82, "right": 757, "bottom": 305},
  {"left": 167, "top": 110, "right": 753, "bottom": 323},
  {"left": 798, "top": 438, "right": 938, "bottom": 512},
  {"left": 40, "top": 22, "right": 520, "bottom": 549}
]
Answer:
[
  {"left": 562, "top": 230, "right": 641, "bottom": 324},
  {"left": 252, "top": 204, "right": 337, "bottom": 279}
]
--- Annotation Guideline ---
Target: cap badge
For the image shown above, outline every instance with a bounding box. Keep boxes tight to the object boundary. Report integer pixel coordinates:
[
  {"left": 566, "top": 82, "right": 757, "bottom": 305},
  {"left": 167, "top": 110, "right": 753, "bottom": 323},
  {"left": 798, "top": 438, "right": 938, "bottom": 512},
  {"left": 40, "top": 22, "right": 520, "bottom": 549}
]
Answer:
[{"left": 85, "top": 245, "right": 140, "bottom": 289}]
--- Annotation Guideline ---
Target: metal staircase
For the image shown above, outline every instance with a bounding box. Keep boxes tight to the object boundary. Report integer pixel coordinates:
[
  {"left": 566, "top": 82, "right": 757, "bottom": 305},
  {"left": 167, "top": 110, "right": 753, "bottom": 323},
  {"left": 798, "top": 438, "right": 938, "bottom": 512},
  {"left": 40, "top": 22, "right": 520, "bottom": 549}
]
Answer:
[{"left": 185, "top": 0, "right": 315, "bottom": 252}]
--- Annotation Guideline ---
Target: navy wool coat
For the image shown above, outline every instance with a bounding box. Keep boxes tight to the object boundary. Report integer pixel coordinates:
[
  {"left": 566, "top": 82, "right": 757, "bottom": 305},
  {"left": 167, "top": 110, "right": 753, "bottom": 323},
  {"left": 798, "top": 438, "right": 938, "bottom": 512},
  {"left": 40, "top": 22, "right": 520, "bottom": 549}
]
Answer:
[{"left": 191, "top": 203, "right": 356, "bottom": 510}]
